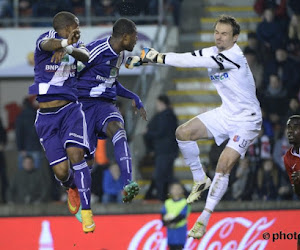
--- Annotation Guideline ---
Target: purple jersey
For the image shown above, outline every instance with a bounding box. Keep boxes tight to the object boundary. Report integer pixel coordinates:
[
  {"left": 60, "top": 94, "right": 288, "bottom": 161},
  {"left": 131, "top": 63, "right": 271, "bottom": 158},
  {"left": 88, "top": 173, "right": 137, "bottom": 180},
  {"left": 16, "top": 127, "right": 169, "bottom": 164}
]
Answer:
[
  {"left": 29, "top": 30, "right": 86, "bottom": 102},
  {"left": 76, "top": 36, "right": 124, "bottom": 99}
]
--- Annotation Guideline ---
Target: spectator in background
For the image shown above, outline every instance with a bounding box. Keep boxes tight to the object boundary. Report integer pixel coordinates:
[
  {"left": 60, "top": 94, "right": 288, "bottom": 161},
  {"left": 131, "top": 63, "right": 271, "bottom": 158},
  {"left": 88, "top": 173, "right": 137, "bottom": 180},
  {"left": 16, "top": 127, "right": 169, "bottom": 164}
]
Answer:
[
  {"left": 102, "top": 162, "right": 123, "bottom": 204},
  {"left": 256, "top": 159, "right": 279, "bottom": 200},
  {"left": 161, "top": 182, "right": 190, "bottom": 250},
  {"left": 244, "top": 47, "right": 264, "bottom": 91},
  {"left": 248, "top": 128, "right": 272, "bottom": 168},
  {"left": 93, "top": 0, "right": 117, "bottom": 18},
  {"left": 7, "top": 155, "right": 48, "bottom": 204},
  {"left": 231, "top": 158, "right": 251, "bottom": 201},
  {"left": 262, "top": 74, "right": 289, "bottom": 127},
  {"left": 0, "top": 0, "right": 13, "bottom": 19},
  {"left": 70, "top": 0, "right": 85, "bottom": 16},
  {"left": 256, "top": 8, "right": 288, "bottom": 54},
  {"left": 0, "top": 119, "right": 8, "bottom": 203},
  {"left": 285, "top": 98, "right": 300, "bottom": 121},
  {"left": 264, "top": 48, "right": 300, "bottom": 95},
  {"left": 254, "top": 0, "right": 288, "bottom": 19},
  {"left": 287, "top": 14, "right": 300, "bottom": 61},
  {"left": 166, "top": 0, "right": 183, "bottom": 26},
  {"left": 245, "top": 32, "right": 268, "bottom": 63},
  {"left": 15, "top": 97, "right": 43, "bottom": 169},
  {"left": 32, "top": 0, "right": 72, "bottom": 26},
  {"left": 144, "top": 95, "right": 178, "bottom": 201}
]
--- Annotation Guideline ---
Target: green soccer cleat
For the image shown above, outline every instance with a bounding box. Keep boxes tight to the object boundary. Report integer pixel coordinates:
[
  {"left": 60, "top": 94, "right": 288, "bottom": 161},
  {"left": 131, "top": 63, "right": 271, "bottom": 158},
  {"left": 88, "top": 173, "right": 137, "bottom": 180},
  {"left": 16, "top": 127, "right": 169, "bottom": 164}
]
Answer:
[
  {"left": 75, "top": 204, "right": 82, "bottom": 223},
  {"left": 188, "top": 221, "right": 206, "bottom": 239},
  {"left": 122, "top": 181, "right": 140, "bottom": 203}
]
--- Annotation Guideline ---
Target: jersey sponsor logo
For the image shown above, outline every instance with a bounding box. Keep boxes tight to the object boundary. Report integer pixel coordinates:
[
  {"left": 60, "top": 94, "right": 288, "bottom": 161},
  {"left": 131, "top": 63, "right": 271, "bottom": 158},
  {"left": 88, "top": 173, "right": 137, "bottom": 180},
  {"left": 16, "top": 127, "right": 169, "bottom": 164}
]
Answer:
[
  {"left": 210, "top": 72, "right": 229, "bottom": 81},
  {"left": 233, "top": 135, "right": 240, "bottom": 142}
]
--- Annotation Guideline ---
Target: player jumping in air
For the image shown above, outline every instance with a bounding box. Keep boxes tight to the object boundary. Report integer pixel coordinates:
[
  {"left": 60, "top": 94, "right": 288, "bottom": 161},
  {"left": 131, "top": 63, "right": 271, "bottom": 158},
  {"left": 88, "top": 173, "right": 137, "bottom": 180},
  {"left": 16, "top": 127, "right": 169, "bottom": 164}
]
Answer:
[
  {"left": 284, "top": 115, "right": 300, "bottom": 250},
  {"left": 128, "top": 15, "right": 262, "bottom": 239},
  {"left": 76, "top": 18, "right": 146, "bottom": 202},
  {"left": 29, "top": 11, "right": 95, "bottom": 233}
]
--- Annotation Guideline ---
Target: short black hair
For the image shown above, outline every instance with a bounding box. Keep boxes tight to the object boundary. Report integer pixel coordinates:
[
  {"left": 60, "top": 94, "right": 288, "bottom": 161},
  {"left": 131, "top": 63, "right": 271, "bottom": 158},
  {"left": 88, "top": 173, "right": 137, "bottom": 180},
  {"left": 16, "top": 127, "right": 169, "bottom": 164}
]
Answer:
[
  {"left": 157, "top": 94, "right": 170, "bottom": 107},
  {"left": 53, "top": 11, "right": 78, "bottom": 31},
  {"left": 214, "top": 15, "right": 240, "bottom": 36},
  {"left": 112, "top": 18, "right": 136, "bottom": 38}
]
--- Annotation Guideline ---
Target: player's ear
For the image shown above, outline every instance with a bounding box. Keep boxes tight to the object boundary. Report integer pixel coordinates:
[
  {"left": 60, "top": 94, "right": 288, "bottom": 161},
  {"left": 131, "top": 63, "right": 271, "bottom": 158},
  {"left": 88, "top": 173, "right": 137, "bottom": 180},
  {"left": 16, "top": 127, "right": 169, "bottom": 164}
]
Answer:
[{"left": 233, "top": 34, "right": 238, "bottom": 43}]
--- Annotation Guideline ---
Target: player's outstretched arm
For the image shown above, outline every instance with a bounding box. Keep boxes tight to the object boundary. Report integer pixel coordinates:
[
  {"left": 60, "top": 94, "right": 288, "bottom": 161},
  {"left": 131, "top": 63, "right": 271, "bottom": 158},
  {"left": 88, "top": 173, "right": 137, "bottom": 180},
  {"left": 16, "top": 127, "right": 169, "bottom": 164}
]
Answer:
[{"left": 140, "top": 47, "right": 239, "bottom": 70}]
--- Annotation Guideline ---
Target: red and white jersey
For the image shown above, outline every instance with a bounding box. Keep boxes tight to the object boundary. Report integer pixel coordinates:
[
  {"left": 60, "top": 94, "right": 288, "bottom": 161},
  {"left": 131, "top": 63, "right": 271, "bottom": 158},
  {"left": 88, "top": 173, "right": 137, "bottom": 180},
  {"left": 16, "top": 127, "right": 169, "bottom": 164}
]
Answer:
[{"left": 284, "top": 147, "right": 300, "bottom": 185}]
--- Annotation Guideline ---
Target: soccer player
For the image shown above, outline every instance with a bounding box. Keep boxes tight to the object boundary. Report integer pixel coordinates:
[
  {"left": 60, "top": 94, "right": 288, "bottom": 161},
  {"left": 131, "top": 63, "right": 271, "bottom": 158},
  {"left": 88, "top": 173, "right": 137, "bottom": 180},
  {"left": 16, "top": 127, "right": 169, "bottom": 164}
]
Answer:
[
  {"left": 136, "top": 15, "right": 262, "bottom": 238},
  {"left": 28, "top": 11, "right": 95, "bottom": 233},
  {"left": 76, "top": 18, "right": 146, "bottom": 202},
  {"left": 284, "top": 115, "right": 300, "bottom": 250}
]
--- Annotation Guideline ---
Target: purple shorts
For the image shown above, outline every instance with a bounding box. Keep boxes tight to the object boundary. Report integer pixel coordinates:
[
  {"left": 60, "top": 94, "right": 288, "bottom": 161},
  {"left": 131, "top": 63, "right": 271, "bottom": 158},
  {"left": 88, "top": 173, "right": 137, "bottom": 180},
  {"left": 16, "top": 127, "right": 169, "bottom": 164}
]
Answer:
[
  {"left": 80, "top": 99, "right": 124, "bottom": 154},
  {"left": 35, "top": 102, "right": 90, "bottom": 166}
]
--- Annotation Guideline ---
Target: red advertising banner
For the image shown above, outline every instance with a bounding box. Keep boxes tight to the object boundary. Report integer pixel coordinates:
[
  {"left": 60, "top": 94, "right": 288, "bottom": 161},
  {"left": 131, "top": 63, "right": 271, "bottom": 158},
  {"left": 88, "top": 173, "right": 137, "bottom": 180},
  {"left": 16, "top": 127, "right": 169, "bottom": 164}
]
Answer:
[{"left": 0, "top": 210, "right": 299, "bottom": 250}]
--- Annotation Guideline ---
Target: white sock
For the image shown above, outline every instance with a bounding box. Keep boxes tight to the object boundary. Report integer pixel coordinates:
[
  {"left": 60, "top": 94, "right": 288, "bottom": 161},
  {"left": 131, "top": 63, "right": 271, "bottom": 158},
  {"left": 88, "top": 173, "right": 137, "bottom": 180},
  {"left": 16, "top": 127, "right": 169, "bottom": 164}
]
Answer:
[
  {"left": 205, "top": 172, "right": 229, "bottom": 212},
  {"left": 197, "top": 210, "right": 211, "bottom": 226},
  {"left": 177, "top": 139, "right": 206, "bottom": 182}
]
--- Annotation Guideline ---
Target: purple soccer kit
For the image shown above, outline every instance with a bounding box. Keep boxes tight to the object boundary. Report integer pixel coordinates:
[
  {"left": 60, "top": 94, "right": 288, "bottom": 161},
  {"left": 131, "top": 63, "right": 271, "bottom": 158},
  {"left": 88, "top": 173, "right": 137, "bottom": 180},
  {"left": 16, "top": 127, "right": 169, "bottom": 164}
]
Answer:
[
  {"left": 29, "top": 30, "right": 92, "bottom": 209},
  {"left": 77, "top": 36, "right": 143, "bottom": 187}
]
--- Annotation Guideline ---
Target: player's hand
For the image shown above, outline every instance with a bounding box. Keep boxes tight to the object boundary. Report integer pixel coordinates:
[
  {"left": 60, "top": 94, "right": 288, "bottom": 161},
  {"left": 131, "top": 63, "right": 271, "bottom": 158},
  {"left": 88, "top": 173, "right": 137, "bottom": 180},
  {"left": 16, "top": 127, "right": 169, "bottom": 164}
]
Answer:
[
  {"left": 140, "top": 47, "right": 165, "bottom": 64},
  {"left": 292, "top": 171, "right": 300, "bottom": 184},
  {"left": 68, "top": 28, "right": 80, "bottom": 45},
  {"left": 51, "top": 48, "right": 66, "bottom": 63},
  {"left": 132, "top": 99, "right": 147, "bottom": 121},
  {"left": 125, "top": 56, "right": 144, "bottom": 69}
]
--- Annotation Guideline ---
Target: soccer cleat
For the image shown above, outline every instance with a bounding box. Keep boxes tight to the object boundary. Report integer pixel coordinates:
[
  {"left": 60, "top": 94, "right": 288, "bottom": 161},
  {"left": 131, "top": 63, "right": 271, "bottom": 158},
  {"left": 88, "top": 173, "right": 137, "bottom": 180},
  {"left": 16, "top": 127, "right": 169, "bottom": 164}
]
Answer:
[
  {"left": 122, "top": 181, "right": 140, "bottom": 203},
  {"left": 188, "top": 222, "right": 206, "bottom": 239},
  {"left": 81, "top": 209, "right": 95, "bottom": 233},
  {"left": 187, "top": 176, "right": 211, "bottom": 204},
  {"left": 75, "top": 204, "right": 82, "bottom": 223},
  {"left": 67, "top": 188, "right": 81, "bottom": 214}
]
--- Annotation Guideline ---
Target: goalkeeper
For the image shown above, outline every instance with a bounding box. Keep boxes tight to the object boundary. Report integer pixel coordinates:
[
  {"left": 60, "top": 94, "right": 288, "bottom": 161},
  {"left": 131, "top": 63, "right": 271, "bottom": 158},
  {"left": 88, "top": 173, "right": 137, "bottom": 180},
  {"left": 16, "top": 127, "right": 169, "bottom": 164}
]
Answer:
[{"left": 127, "top": 15, "right": 262, "bottom": 239}]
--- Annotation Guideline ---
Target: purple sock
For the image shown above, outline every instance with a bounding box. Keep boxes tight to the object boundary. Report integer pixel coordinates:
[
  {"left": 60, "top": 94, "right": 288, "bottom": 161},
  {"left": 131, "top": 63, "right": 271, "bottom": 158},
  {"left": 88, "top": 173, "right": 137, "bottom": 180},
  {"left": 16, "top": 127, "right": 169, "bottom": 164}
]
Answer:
[
  {"left": 112, "top": 129, "right": 132, "bottom": 187},
  {"left": 55, "top": 168, "right": 76, "bottom": 189},
  {"left": 72, "top": 160, "right": 91, "bottom": 210}
]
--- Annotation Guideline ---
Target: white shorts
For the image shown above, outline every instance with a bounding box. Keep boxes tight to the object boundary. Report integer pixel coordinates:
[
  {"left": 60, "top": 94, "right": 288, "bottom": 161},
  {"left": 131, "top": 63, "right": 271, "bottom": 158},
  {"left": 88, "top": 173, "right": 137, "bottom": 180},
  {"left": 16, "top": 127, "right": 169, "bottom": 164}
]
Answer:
[{"left": 197, "top": 108, "right": 261, "bottom": 158}]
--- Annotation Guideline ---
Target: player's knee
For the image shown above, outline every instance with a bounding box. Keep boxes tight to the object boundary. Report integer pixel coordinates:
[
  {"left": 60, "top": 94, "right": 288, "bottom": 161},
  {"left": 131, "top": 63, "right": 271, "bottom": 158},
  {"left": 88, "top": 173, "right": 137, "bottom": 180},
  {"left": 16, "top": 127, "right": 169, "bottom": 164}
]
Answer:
[
  {"left": 66, "top": 146, "right": 85, "bottom": 164},
  {"left": 53, "top": 165, "right": 69, "bottom": 181},
  {"left": 176, "top": 125, "right": 190, "bottom": 141}
]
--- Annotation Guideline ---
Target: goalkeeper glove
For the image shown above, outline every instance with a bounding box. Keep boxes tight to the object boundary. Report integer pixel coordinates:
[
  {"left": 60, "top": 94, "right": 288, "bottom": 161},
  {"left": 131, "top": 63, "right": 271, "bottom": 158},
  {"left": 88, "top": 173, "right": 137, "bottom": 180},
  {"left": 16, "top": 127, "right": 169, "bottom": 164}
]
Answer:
[
  {"left": 125, "top": 56, "right": 143, "bottom": 69},
  {"left": 140, "top": 48, "right": 165, "bottom": 64}
]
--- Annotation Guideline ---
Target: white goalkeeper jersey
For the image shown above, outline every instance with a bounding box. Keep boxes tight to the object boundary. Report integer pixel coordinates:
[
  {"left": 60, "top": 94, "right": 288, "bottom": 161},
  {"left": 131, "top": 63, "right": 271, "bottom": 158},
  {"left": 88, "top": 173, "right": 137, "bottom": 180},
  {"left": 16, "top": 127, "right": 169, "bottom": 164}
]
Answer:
[{"left": 164, "top": 43, "right": 262, "bottom": 130}]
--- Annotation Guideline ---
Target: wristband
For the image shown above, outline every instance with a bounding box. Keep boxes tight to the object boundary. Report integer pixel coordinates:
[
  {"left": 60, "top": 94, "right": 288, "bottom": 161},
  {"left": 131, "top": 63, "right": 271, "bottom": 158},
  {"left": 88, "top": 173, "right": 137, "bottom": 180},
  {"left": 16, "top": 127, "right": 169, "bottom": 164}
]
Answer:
[
  {"left": 61, "top": 39, "right": 68, "bottom": 48},
  {"left": 65, "top": 45, "right": 74, "bottom": 54}
]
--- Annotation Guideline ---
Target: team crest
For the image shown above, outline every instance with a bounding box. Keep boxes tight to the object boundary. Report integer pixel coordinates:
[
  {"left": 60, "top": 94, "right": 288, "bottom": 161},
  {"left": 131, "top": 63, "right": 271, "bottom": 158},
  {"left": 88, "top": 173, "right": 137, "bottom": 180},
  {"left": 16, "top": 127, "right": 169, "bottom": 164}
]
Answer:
[{"left": 233, "top": 135, "right": 240, "bottom": 142}]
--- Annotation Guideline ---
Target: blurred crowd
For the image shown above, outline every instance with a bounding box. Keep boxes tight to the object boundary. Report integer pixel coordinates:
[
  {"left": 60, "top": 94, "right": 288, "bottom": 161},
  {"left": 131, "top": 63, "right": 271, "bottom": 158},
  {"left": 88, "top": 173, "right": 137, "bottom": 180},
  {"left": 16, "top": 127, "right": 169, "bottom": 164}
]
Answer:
[{"left": 0, "top": 0, "right": 182, "bottom": 26}]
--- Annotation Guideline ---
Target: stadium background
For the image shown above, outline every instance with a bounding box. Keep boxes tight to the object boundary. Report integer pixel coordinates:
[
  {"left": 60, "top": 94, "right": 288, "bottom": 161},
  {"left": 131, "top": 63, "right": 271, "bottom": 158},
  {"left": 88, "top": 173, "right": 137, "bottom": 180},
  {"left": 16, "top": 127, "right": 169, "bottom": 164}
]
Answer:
[{"left": 0, "top": 0, "right": 300, "bottom": 249}]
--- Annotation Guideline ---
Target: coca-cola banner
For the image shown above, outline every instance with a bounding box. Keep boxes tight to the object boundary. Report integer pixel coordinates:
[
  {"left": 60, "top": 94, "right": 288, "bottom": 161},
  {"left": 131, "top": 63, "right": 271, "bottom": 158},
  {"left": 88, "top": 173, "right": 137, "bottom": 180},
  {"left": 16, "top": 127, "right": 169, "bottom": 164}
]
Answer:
[{"left": 0, "top": 210, "right": 299, "bottom": 250}]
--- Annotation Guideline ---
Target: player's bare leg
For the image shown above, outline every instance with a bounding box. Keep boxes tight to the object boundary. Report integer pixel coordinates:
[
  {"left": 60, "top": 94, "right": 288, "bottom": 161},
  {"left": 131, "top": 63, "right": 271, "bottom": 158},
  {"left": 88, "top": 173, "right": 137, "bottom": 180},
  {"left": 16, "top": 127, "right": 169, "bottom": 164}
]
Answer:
[
  {"left": 189, "top": 147, "right": 240, "bottom": 239},
  {"left": 176, "top": 117, "right": 211, "bottom": 203},
  {"left": 106, "top": 121, "right": 139, "bottom": 202}
]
